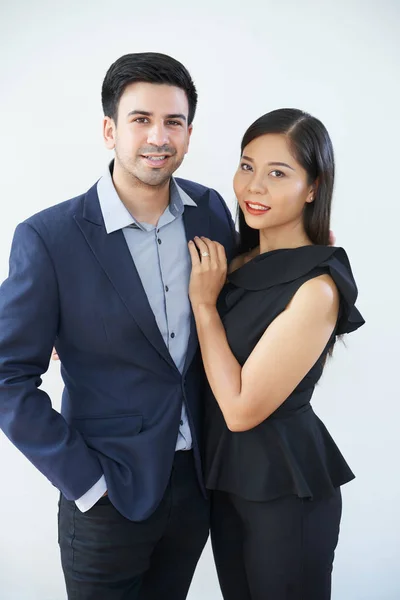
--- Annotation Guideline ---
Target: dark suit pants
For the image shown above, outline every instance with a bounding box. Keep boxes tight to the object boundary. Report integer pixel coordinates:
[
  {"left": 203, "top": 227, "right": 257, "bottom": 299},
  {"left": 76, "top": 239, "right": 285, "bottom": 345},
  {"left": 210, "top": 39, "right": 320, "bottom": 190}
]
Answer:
[{"left": 58, "top": 450, "right": 210, "bottom": 600}]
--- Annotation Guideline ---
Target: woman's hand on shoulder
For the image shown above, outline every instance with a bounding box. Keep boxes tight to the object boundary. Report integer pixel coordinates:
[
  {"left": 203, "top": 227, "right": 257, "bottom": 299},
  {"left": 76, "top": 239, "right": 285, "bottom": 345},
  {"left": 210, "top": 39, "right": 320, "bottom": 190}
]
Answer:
[{"left": 188, "top": 237, "right": 228, "bottom": 309}]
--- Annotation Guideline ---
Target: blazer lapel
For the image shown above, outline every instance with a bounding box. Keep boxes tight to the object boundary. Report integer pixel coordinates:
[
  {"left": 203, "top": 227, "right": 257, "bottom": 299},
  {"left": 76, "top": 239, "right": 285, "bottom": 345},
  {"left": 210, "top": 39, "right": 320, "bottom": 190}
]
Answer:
[
  {"left": 181, "top": 189, "right": 211, "bottom": 374},
  {"left": 74, "top": 186, "right": 178, "bottom": 371}
]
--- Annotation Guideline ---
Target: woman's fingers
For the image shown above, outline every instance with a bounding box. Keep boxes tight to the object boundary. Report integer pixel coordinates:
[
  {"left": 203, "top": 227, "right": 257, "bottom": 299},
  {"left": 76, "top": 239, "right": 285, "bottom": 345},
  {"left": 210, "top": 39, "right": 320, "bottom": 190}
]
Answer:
[
  {"left": 191, "top": 237, "right": 226, "bottom": 269},
  {"left": 193, "top": 237, "right": 211, "bottom": 263},
  {"left": 200, "top": 237, "right": 220, "bottom": 264},
  {"left": 188, "top": 240, "right": 201, "bottom": 267},
  {"left": 216, "top": 242, "right": 227, "bottom": 265},
  {"left": 201, "top": 237, "right": 227, "bottom": 270}
]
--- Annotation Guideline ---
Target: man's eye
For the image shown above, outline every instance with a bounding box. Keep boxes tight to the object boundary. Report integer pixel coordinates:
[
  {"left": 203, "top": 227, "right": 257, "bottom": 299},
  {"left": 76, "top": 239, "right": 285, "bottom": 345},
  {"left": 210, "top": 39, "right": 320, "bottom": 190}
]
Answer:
[
  {"left": 240, "top": 163, "right": 252, "bottom": 171},
  {"left": 270, "top": 170, "right": 285, "bottom": 178},
  {"left": 134, "top": 118, "right": 149, "bottom": 124},
  {"left": 167, "top": 121, "right": 182, "bottom": 126}
]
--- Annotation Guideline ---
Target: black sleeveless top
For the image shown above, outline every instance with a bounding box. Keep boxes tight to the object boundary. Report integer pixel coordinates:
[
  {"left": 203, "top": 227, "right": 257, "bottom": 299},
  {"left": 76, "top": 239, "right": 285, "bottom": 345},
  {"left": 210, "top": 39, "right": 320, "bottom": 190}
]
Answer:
[{"left": 205, "top": 245, "right": 365, "bottom": 501}]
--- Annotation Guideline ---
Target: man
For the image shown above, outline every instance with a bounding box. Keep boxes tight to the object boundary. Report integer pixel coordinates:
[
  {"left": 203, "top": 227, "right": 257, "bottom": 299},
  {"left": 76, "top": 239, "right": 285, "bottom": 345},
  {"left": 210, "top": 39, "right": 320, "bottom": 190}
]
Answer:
[{"left": 0, "top": 53, "right": 237, "bottom": 599}]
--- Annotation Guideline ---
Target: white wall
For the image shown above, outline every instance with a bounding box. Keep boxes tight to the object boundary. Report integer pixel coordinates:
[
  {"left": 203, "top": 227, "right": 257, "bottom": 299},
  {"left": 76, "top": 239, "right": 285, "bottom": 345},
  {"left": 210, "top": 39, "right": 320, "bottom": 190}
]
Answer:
[{"left": 0, "top": 0, "right": 399, "bottom": 598}]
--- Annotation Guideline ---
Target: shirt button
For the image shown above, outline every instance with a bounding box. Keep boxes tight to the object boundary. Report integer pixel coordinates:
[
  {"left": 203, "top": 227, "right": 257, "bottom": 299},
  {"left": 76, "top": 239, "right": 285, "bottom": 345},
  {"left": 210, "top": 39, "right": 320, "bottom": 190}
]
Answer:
[
  {"left": 165, "top": 285, "right": 169, "bottom": 292},
  {"left": 158, "top": 238, "right": 162, "bottom": 244},
  {"left": 171, "top": 332, "right": 175, "bottom": 339},
  {"left": 180, "top": 420, "right": 184, "bottom": 426}
]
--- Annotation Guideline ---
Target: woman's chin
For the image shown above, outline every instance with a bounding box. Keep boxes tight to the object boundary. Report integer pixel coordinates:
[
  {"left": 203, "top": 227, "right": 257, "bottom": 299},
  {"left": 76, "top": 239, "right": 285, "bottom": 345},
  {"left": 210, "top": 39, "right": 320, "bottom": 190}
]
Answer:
[{"left": 244, "top": 214, "right": 268, "bottom": 230}]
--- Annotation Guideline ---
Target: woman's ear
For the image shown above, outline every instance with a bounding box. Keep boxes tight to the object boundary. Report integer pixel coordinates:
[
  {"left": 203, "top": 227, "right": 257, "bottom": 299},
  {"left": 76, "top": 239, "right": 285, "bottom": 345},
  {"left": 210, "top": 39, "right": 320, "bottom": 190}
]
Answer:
[{"left": 306, "top": 179, "right": 319, "bottom": 203}]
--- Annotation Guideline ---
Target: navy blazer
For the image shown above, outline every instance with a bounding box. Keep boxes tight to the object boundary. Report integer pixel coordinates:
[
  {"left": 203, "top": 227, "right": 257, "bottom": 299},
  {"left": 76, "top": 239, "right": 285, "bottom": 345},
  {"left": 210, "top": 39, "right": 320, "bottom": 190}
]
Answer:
[{"left": 0, "top": 178, "right": 237, "bottom": 521}]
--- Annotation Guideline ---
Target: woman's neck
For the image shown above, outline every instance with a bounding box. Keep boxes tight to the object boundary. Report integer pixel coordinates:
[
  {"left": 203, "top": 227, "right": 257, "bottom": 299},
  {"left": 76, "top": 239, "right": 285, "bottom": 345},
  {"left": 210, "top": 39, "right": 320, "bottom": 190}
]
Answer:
[{"left": 258, "top": 222, "right": 312, "bottom": 254}]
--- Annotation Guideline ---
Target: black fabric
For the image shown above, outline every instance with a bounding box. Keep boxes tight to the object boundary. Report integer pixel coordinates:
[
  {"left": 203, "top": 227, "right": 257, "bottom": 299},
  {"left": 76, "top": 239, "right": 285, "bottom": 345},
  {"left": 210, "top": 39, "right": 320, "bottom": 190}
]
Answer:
[
  {"left": 211, "top": 488, "right": 342, "bottom": 600},
  {"left": 206, "top": 246, "right": 365, "bottom": 501},
  {"left": 58, "top": 451, "right": 209, "bottom": 600}
]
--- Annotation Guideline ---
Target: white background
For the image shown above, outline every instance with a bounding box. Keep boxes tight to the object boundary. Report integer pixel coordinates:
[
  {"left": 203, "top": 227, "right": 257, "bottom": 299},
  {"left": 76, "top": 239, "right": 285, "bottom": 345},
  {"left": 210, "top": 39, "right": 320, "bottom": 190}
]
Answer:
[{"left": 0, "top": 0, "right": 399, "bottom": 598}]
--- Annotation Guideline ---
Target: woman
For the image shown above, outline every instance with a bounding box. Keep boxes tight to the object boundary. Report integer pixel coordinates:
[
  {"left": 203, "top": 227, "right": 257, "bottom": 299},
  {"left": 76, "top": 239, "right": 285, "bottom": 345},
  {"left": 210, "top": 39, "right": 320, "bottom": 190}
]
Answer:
[{"left": 188, "top": 108, "right": 364, "bottom": 600}]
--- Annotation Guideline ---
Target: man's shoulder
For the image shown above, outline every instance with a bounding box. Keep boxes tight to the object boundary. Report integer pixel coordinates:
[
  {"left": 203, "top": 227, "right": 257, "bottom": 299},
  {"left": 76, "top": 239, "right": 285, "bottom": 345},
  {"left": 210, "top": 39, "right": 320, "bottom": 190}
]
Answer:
[
  {"left": 174, "top": 177, "right": 223, "bottom": 203},
  {"left": 25, "top": 195, "right": 82, "bottom": 225},
  {"left": 23, "top": 183, "right": 97, "bottom": 235}
]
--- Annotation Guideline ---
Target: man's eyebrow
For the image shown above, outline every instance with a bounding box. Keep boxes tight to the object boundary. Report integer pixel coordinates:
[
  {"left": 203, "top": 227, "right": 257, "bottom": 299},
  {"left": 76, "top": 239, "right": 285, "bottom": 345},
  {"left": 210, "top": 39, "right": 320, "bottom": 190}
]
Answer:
[
  {"left": 165, "top": 113, "right": 187, "bottom": 121},
  {"left": 242, "top": 156, "right": 295, "bottom": 171},
  {"left": 127, "top": 110, "right": 152, "bottom": 117},
  {"left": 127, "top": 110, "right": 186, "bottom": 121}
]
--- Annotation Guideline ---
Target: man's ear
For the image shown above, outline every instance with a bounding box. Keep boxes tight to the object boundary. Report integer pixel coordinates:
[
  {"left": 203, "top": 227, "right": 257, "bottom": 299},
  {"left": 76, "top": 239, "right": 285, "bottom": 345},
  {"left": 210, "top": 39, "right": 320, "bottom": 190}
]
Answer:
[
  {"left": 185, "top": 123, "right": 193, "bottom": 154},
  {"left": 103, "top": 116, "right": 116, "bottom": 150}
]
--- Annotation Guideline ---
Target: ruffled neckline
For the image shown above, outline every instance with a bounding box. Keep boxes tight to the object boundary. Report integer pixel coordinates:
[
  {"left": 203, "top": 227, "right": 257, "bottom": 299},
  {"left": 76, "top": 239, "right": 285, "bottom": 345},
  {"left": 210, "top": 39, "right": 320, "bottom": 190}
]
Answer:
[
  {"left": 227, "top": 245, "right": 364, "bottom": 336},
  {"left": 228, "top": 246, "right": 345, "bottom": 290}
]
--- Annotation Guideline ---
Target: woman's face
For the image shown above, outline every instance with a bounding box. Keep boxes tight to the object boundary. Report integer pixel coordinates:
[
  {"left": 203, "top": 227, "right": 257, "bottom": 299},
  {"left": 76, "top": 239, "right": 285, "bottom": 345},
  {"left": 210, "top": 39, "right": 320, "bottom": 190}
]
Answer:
[{"left": 233, "top": 133, "right": 315, "bottom": 234}]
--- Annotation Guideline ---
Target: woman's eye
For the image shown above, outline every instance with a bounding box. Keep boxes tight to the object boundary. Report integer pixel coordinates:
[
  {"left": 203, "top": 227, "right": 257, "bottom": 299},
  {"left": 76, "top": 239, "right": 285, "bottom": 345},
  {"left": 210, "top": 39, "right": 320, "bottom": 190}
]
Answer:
[
  {"left": 240, "top": 163, "right": 252, "bottom": 171},
  {"left": 270, "top": 170, "right": 285, "bottom": 178}
]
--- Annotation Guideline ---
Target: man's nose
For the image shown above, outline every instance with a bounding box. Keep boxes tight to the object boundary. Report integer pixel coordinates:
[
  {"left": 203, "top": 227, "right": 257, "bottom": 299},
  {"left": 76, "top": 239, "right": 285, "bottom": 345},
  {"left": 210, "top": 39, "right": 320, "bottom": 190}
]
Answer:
[{"left": 147, "top": 124, "right": 169, "bottom": 147}]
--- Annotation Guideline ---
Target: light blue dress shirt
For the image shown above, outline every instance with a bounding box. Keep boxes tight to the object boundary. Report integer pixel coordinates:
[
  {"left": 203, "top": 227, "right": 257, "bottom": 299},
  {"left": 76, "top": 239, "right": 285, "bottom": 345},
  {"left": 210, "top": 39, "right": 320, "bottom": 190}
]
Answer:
[{"left": 75, "top": 165, "right": 197, "bottom": 512}]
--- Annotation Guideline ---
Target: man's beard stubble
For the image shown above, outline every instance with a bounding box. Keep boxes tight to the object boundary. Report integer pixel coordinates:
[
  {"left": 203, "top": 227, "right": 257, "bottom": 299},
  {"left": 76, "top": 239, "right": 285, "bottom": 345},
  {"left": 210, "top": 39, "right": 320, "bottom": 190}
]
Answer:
[{"left": 115, "top": 146, "right": 183, "bottom": 191}]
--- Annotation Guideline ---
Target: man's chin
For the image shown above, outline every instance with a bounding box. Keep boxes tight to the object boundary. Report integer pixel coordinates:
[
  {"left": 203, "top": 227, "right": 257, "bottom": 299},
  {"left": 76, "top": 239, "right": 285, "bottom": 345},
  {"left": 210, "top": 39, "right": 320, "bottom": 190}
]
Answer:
[{"left": 134, "top": 169, "right": 173, "bottom": 188}]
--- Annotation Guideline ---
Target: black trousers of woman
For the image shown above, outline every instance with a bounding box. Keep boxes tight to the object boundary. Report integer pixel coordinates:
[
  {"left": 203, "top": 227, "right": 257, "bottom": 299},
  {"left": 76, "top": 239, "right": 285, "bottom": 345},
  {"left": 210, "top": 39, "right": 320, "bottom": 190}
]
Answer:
[{"left": 210, "top": 488, "right": 342, "bottom": 600}]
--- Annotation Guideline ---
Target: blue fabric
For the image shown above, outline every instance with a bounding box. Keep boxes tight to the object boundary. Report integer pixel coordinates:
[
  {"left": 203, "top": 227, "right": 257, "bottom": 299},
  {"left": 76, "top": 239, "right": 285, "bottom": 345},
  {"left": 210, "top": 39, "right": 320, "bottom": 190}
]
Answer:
[{"left": 0, "top": 176, "right": 237, "bottom": 521}]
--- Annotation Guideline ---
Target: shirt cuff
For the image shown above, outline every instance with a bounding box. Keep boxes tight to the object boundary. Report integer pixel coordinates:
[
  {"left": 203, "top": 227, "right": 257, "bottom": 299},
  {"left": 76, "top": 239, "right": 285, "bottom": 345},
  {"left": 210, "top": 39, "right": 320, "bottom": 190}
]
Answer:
[{"left": 75, "top": 475, "right": 107, "bottom": 512}]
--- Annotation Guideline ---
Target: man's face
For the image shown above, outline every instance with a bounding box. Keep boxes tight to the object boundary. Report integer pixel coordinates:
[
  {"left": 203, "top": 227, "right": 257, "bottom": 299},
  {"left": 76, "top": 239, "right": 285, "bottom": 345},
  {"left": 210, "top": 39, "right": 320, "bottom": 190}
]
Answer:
[{"left": 103, "top": 82, "right": 193, "bottom": 187}]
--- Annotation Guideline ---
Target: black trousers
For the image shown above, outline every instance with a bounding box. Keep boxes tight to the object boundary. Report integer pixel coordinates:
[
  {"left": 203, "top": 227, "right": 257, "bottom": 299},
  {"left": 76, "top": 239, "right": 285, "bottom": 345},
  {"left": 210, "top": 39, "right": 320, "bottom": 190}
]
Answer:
[
  {"left": 58, "top": 450, "right": 210, "bottom": 600},
  {"left": 210, "top": 488, "right": 342, "bottom": 600}
]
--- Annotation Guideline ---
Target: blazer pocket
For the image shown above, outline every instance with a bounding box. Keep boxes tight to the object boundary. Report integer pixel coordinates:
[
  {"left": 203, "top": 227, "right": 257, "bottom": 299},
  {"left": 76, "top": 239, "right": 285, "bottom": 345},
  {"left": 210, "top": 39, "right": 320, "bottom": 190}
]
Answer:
[{"left": 72, "top": 414, "right": 143, "bottom": 438}]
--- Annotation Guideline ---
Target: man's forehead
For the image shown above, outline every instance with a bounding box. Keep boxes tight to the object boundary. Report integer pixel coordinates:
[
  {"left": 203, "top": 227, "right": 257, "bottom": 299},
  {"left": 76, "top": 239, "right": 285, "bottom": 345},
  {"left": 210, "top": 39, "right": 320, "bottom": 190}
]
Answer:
[
  {"left": 119, "top": 82, "right": 189, "bottom": 115},
  {"left": 121, "top": 81, "right": 187, "bottom": 100}
]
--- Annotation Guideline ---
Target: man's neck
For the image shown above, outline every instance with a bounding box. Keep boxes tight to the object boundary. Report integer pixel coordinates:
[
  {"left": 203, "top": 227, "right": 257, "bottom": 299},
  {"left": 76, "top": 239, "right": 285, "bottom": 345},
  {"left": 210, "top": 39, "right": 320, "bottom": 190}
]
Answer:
[{"left": 112, "top": 164, "right": 170, "bottom": 226}]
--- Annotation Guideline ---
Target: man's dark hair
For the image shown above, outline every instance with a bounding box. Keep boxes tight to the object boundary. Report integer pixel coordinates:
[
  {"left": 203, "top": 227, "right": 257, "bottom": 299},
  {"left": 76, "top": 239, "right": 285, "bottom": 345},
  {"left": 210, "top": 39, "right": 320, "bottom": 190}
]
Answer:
[{"left": 101, "top": 52, "right": 198, "bottom": 125}]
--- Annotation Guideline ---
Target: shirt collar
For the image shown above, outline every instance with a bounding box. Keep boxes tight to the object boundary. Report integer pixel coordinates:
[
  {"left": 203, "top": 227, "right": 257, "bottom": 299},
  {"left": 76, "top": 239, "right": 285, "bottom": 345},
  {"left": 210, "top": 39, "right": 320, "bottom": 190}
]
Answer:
[{"left": 97, "top": 161, "right": 197, "bottom": 234}]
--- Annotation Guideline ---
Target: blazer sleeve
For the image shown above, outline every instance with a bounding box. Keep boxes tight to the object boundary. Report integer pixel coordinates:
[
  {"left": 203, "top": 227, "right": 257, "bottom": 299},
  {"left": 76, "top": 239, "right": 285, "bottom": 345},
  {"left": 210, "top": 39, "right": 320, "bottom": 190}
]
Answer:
[{"left": 0, "top": 222, "right": 103, "bottom": 499}]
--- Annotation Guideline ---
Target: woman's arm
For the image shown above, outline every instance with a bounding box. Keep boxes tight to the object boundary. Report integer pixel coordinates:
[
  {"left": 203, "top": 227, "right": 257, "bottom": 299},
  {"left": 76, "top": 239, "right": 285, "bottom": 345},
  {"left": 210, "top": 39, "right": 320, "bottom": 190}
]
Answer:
[{"left": 189, "top": 237, "right": 339, "bottom": 432}]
